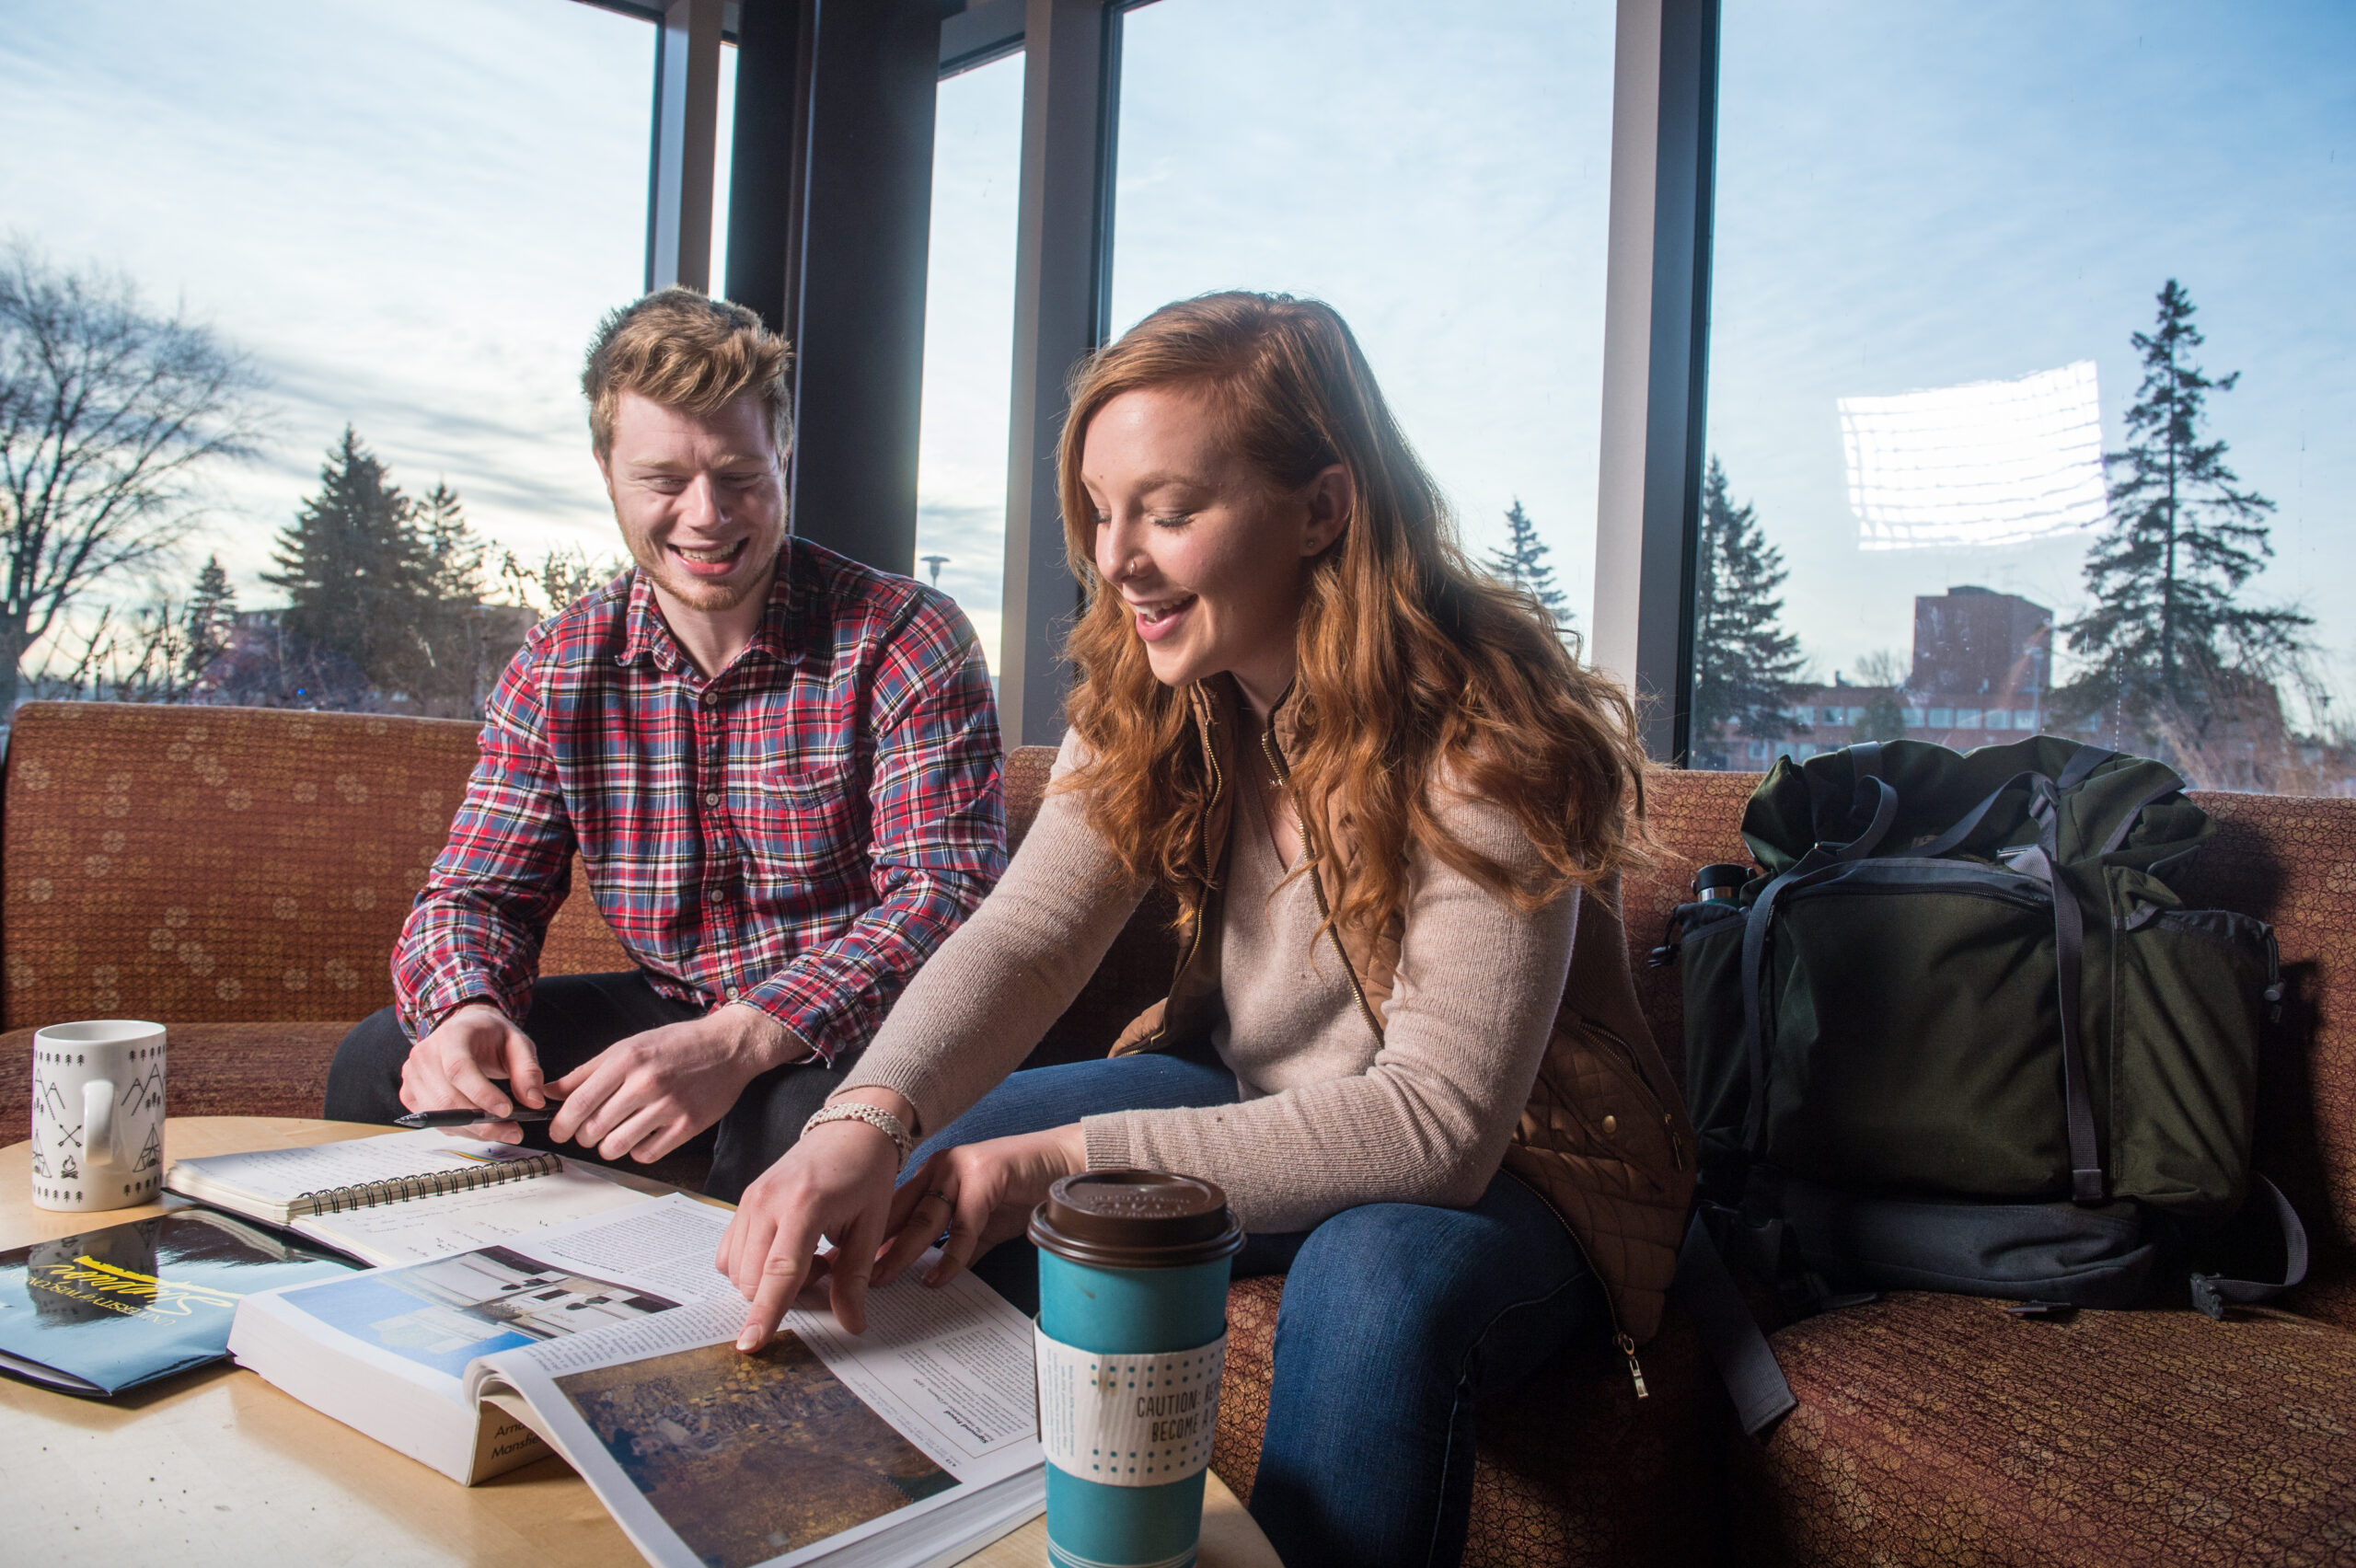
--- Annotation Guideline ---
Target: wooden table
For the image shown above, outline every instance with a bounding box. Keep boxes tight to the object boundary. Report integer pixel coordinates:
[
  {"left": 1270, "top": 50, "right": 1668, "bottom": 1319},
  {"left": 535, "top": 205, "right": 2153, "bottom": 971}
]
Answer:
[{"left": 3, "top": 1117, "right": 1279, "bottom": 1568}]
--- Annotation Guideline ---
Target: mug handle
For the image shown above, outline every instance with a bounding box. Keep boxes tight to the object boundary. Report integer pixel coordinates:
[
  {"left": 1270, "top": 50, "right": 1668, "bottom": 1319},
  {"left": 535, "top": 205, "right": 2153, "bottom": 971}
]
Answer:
[{"left": 84, "top": 1079, "right": 117, "bottom": 1169}]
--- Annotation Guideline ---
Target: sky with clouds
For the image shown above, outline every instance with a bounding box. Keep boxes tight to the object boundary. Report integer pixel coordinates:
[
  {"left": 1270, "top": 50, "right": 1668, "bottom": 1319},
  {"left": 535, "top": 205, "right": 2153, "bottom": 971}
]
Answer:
[
  {"left": 3, "top": 0, "right": 2348, "bottom": 715},
  {"left": 1708, "top": 0, "right": 2354, "bottom": 712},
  {"left": 2, "top": 0, "right": 653, "bottom": 638}
]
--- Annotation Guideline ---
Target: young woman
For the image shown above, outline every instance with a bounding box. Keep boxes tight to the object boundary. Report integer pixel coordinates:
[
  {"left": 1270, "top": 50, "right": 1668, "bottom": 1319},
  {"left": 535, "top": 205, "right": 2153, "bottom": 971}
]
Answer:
[{"left": 716, "top": 292, "right": 1694, "bottom": 1567}]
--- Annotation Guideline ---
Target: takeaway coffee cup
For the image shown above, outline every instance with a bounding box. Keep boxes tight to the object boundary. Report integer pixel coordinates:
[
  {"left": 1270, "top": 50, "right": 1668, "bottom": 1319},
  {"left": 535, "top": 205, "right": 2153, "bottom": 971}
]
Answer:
[
  {"left": 29, "top": 1020, "right": 167, "bottom": 1212},
  {"left": 1030, "top": 1169, "right": 1245, "bottom": 1568}
]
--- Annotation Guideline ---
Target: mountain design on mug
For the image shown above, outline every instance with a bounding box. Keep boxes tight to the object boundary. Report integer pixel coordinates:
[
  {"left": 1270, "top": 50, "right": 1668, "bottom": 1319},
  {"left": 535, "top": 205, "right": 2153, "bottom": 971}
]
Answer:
[
  {"left": 37, "top": 1081, "right": 70, "bottom": 1127},
  {"left": 121, "top": 1064, "right": 166, "bottom": 1118}
]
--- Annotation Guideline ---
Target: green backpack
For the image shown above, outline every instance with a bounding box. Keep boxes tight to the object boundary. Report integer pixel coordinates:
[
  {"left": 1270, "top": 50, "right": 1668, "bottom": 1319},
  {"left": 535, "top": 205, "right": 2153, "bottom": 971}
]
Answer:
[{"left": 1663, "top": 736, "right": 2306, "bottom": 1316}]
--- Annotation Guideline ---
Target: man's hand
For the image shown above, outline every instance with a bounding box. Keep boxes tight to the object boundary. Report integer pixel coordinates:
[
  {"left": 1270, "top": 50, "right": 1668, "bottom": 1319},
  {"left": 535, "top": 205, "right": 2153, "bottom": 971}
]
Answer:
[
  {"left": 399, "top": 1002, "right": 544, "bottom": 1143},
  {"left": 546, "top": 1004, "right": 799, "bottom": 1166}
]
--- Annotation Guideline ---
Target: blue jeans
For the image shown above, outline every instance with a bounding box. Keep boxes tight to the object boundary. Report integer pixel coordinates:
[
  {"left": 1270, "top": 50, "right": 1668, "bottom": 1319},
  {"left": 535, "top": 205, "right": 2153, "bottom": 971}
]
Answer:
[{"left": 907, "top": 1047, "right": 1597, "bottom": 1568}]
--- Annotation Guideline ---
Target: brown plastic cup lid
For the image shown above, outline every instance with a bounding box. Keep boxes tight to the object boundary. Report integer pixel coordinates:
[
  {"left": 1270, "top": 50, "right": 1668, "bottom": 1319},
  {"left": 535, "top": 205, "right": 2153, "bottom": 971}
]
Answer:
[{"left": 1028, "top": 1169, "right": 1245, "bottom": 1270}]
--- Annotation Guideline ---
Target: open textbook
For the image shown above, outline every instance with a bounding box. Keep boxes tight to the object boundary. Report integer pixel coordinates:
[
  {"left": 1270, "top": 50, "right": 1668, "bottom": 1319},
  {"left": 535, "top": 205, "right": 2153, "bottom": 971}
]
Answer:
[
  {"left": 166, "top": 1127, "right": 650, "bottom": 1264},
  {"left": 230, "top": 1193, "right": 1045, "bottom": 1568}
]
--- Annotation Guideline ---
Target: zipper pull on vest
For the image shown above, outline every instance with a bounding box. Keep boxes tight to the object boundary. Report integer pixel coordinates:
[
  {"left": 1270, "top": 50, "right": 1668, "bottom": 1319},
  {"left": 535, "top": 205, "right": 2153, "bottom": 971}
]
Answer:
[{"left": 1617, "top": 1332, "right": 1649, "bottom": 1399}]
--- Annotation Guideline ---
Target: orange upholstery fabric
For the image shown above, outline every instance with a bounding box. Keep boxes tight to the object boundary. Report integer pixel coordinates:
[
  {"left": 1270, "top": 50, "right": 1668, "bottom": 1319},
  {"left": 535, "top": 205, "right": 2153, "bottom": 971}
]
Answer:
[
  {"left": 1003, "top": 744, "right": 1183, "bottom": 1070},
  {"left": 1730, "top": 1292, "right": 2356, "bottom": 1566},
  {"left": 1, "top": 701, "right": 630, "bottom": 1035}
]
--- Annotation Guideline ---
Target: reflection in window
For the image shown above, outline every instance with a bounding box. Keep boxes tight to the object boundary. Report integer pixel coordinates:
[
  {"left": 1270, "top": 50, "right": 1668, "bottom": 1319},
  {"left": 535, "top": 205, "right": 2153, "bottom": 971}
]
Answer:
[
  {"left": 1112, "top": 0, "right": 1613, "bottom": 634},
  {"left": 1693, "top": 4, "right": 2354, "bottom": 793},
  {"left": 1841, "top": 361, "right": 2108, "bottom": 552},
  {"left": 0, "top": 0, "right": 651, "bottom": 716},
  {"left": 912, "top": 52, "right": 1024, "bottom": 682}
]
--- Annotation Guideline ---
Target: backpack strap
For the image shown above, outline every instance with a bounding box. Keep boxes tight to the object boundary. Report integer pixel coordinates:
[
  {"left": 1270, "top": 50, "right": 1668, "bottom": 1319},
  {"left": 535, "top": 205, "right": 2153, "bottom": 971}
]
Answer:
[
  {"left": 1911, "top": 769, "right": 2045, "bottom": 859},
  {"left": 1738, "top": 768, "right": 1899, "bottom": 1152},
  {"left": 2096, "top": 769, "right": 2191, "bottom": 857},
  {"left": 2054, "top": 744, "right": 2117, "bottom": 790},
  {"left": 1675, "top": 1209, "right": 1796, "bottom": 1437},
  {"left": 2031, "top": 781, "right": 2107, "bottom": 1203},
  {"left": 2189, "top": 1174, "right": 2311, "bottom": 1320}
]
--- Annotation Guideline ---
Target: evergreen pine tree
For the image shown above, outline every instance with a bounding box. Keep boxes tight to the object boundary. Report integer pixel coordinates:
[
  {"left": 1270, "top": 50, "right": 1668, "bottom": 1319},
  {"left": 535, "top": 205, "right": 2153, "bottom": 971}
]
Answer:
[
  {"left": 262, "top": 428, "right": 429, "bottom": 694},
  {"left": 1690, "top": 456, "right": 1807, "bottom": 766},
  {"left": 1485, "top": 499, "right": 1572, "bottom": 630},
  {"left": 2055, "top": 281, "right": 2310, "bottom": 745},
  {"left": 409, "top": 479, "right": 494, "bottom": 708},
  {"left": 415, "top": 480, "right": 485, "bottom": 604},
  {"left": 181, "top": 554, "right": 237, "bottom": 679}
]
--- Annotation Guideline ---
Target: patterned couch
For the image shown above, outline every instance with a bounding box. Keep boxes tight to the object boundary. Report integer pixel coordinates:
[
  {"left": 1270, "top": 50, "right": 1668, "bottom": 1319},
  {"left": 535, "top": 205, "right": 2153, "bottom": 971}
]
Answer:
[{"left": 4, "top": 700, "right": 2350, "bottom": 1564}]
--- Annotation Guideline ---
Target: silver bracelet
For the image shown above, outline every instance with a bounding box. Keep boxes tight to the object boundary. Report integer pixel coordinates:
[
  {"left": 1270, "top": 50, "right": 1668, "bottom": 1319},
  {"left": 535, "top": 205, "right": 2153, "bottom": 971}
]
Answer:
[{"left": 803, "top": 1101, "right": 914, "bottom": 1171}]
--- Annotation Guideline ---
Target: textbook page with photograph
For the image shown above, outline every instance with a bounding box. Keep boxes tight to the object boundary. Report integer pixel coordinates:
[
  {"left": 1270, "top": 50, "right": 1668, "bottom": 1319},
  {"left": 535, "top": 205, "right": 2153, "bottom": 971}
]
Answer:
[
  {"left": 468, "top": 1259, "right": 1045, "bottom": 1568},
  {"left": 228, "top": 1192, "right": 730, "bottom": 1482}
]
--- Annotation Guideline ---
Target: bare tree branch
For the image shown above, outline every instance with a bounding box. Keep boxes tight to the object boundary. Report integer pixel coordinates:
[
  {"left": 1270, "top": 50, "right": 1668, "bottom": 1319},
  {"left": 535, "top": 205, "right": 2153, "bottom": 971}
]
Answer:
[{"left": 0, "top": 238, "right": 267, "bottom": 708}]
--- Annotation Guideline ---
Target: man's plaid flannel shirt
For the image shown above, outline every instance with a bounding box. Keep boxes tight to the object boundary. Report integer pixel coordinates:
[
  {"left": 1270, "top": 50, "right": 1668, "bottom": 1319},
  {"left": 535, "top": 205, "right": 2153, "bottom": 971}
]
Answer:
[{"left": 392, "top": 538, "right": 1006, "bottom": 1066}]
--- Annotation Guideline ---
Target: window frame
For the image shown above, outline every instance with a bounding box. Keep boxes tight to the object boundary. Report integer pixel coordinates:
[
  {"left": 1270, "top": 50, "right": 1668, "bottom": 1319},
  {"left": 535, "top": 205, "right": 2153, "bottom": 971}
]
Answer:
[{"left": 698, "top": 0, "right": 1718, "bottom": 755}]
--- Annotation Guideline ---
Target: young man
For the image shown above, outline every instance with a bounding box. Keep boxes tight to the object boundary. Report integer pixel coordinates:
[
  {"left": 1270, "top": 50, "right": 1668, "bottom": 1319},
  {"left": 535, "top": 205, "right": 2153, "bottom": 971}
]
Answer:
[{"left": 324, "top": 289, "right": 1005, "bottom": 1201}]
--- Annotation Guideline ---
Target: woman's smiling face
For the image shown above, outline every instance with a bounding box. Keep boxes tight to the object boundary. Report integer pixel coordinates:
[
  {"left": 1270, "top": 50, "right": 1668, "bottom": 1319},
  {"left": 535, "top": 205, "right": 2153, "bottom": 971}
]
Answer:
[{"left": 1081, "top": 385, "right": 1349, "bottom": 715}]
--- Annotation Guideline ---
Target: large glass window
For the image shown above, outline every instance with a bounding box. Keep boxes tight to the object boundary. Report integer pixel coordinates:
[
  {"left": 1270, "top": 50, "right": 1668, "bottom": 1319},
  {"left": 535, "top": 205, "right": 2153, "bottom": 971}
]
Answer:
[
  {"left": 1111, "top": 0, "right": 1615, "bottom": 636},
  {"left": 912, "top": 51, "right": 1026, "bottom": 682},
  {"left": 0, "top": 0, "right": 653, "bottom": 716},
  {"left": 1694, "top": 3, "right": 2356, "bottom": 792}
]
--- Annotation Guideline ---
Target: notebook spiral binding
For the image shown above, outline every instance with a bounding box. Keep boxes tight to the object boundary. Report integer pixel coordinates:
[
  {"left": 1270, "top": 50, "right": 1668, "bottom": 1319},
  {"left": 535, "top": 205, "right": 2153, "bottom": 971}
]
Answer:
[{"left": 290, "top": 1152, "right": 565, "bottom": 1217}]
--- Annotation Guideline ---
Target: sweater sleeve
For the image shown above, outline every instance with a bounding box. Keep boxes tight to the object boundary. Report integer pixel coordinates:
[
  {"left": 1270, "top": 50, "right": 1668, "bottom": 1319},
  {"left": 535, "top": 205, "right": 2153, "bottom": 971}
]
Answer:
[
  {"left": 836, "top": 729, "right": 1150, "bottom": 1138},
  {"left": 1080, "top": 793, "right": 1579, "bottom": 1234}
]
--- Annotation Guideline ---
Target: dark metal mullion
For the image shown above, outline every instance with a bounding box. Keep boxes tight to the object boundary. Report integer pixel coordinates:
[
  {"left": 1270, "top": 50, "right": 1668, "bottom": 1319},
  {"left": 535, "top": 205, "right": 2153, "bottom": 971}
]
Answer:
[
  {"left": 644, "top": 18, "right": 669, "bottom": 294},
  {"left": 940, "top": 0, "right": 1025, "bottom": 77},
  {"left": 722, "top": 0, "right": 814, "bottom": 336},
  {"left": 1611, "top": 0, "right": 1719, "bottom": 767},
  {"left": 724, "top": 0, "right": 940, "bottom": 574},
  {"left": 1658, "top": 0, "right": 1719, "bottom": 767},
  {"left": 997, "top": 0, "right": 1125, "bottom": 747}
]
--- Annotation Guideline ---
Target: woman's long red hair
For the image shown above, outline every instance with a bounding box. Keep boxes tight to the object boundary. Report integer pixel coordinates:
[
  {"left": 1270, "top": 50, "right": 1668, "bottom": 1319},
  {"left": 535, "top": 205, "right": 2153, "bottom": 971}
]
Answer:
[{"left": 1057, "top": 292, "right": 1648, "bottom": 938}]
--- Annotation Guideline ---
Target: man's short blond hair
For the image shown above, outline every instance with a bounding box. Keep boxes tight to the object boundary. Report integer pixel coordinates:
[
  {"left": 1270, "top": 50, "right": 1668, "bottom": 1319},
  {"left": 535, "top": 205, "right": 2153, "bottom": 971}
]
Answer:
[{"left": 582, "top": 287, "right": 792, "bottom": 461}]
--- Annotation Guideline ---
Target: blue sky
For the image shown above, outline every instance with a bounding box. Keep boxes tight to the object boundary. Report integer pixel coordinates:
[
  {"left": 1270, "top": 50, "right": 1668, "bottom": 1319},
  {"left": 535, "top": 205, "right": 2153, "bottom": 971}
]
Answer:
[
  {"left": 3, "top": 0, "right": 2348, "bottom": 715},
  {"left": 0, "top": 0, "right": 651, "bottom": 632},
  {"left": 1708, "top": 0, "right": 2355, "bottom": 711}
]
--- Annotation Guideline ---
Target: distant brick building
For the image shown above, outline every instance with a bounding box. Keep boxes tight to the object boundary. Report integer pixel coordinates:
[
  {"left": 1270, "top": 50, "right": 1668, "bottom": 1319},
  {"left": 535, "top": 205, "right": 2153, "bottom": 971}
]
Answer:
[{"left": 1707, "top": 585, "right": 2056, "bottom": 766}]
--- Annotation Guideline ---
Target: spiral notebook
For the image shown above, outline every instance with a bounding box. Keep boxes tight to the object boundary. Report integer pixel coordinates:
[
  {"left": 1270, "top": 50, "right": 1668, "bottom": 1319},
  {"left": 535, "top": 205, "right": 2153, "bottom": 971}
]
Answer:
[{"left": 164, "top": 1129, "right": 653, "bottom": 1266}]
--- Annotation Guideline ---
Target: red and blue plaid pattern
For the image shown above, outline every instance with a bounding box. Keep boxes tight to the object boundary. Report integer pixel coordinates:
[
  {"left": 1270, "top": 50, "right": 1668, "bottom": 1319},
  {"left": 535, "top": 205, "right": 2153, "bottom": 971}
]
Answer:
[{"left": 393, "top": 538, "right": 1005, "bottom": 1065}]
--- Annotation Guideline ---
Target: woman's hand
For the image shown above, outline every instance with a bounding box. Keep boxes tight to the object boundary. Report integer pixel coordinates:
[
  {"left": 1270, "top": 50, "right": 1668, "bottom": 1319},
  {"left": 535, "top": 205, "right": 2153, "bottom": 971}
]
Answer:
[
  {"left": 717, "top": 1099, "right": 907, "bottom": 1348},
  {"left": 873, "top": 1124, "right": 1088, "bottom": 1290}
]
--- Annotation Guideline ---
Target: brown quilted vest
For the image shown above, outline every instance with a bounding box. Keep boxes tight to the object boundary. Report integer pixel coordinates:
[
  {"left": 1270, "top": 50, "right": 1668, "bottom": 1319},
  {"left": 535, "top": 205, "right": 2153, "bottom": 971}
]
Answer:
[{"left": 1107, "top": 677, "right": 1697, "bottom": 1366}]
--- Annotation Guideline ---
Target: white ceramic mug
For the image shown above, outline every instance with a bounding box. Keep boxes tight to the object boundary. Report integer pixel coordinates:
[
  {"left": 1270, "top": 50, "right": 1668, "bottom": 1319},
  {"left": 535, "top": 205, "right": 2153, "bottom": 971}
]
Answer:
[{"left": 29, "top": 1020, "right": 168, "bottom": 1212}]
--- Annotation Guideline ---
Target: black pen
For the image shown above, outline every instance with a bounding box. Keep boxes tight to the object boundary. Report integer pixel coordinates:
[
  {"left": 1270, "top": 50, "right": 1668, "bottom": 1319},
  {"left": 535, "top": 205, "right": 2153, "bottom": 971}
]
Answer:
[{"left": 394, "top": 1108, "right": 557, "bottom": 1128}]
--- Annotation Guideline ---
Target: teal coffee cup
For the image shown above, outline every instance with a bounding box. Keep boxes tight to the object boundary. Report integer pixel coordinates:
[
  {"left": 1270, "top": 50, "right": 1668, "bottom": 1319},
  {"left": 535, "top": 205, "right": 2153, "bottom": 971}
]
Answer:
[{"left": 1030, "top": 1170, "right": 1245, "bottom": 1568}]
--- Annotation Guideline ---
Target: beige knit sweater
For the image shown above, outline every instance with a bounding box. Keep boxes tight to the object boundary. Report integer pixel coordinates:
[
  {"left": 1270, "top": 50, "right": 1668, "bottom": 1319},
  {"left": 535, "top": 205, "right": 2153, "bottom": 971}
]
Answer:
[{"left": 840, "top": 729, "right": 1580, "bottom": 1233}]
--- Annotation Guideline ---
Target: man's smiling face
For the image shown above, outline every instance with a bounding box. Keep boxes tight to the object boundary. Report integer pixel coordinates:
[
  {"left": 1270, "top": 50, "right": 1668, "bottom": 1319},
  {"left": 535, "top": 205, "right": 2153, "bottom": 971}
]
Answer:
[{"left": 599, "top": 389, "right": 787, "bottom": 619}]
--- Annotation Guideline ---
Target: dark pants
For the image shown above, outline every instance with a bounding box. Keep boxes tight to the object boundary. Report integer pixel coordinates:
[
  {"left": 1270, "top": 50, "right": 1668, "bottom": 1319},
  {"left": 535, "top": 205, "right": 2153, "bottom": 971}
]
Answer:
[{"left": 323, "top": 970, "right": 857, "bottom": 1202}]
